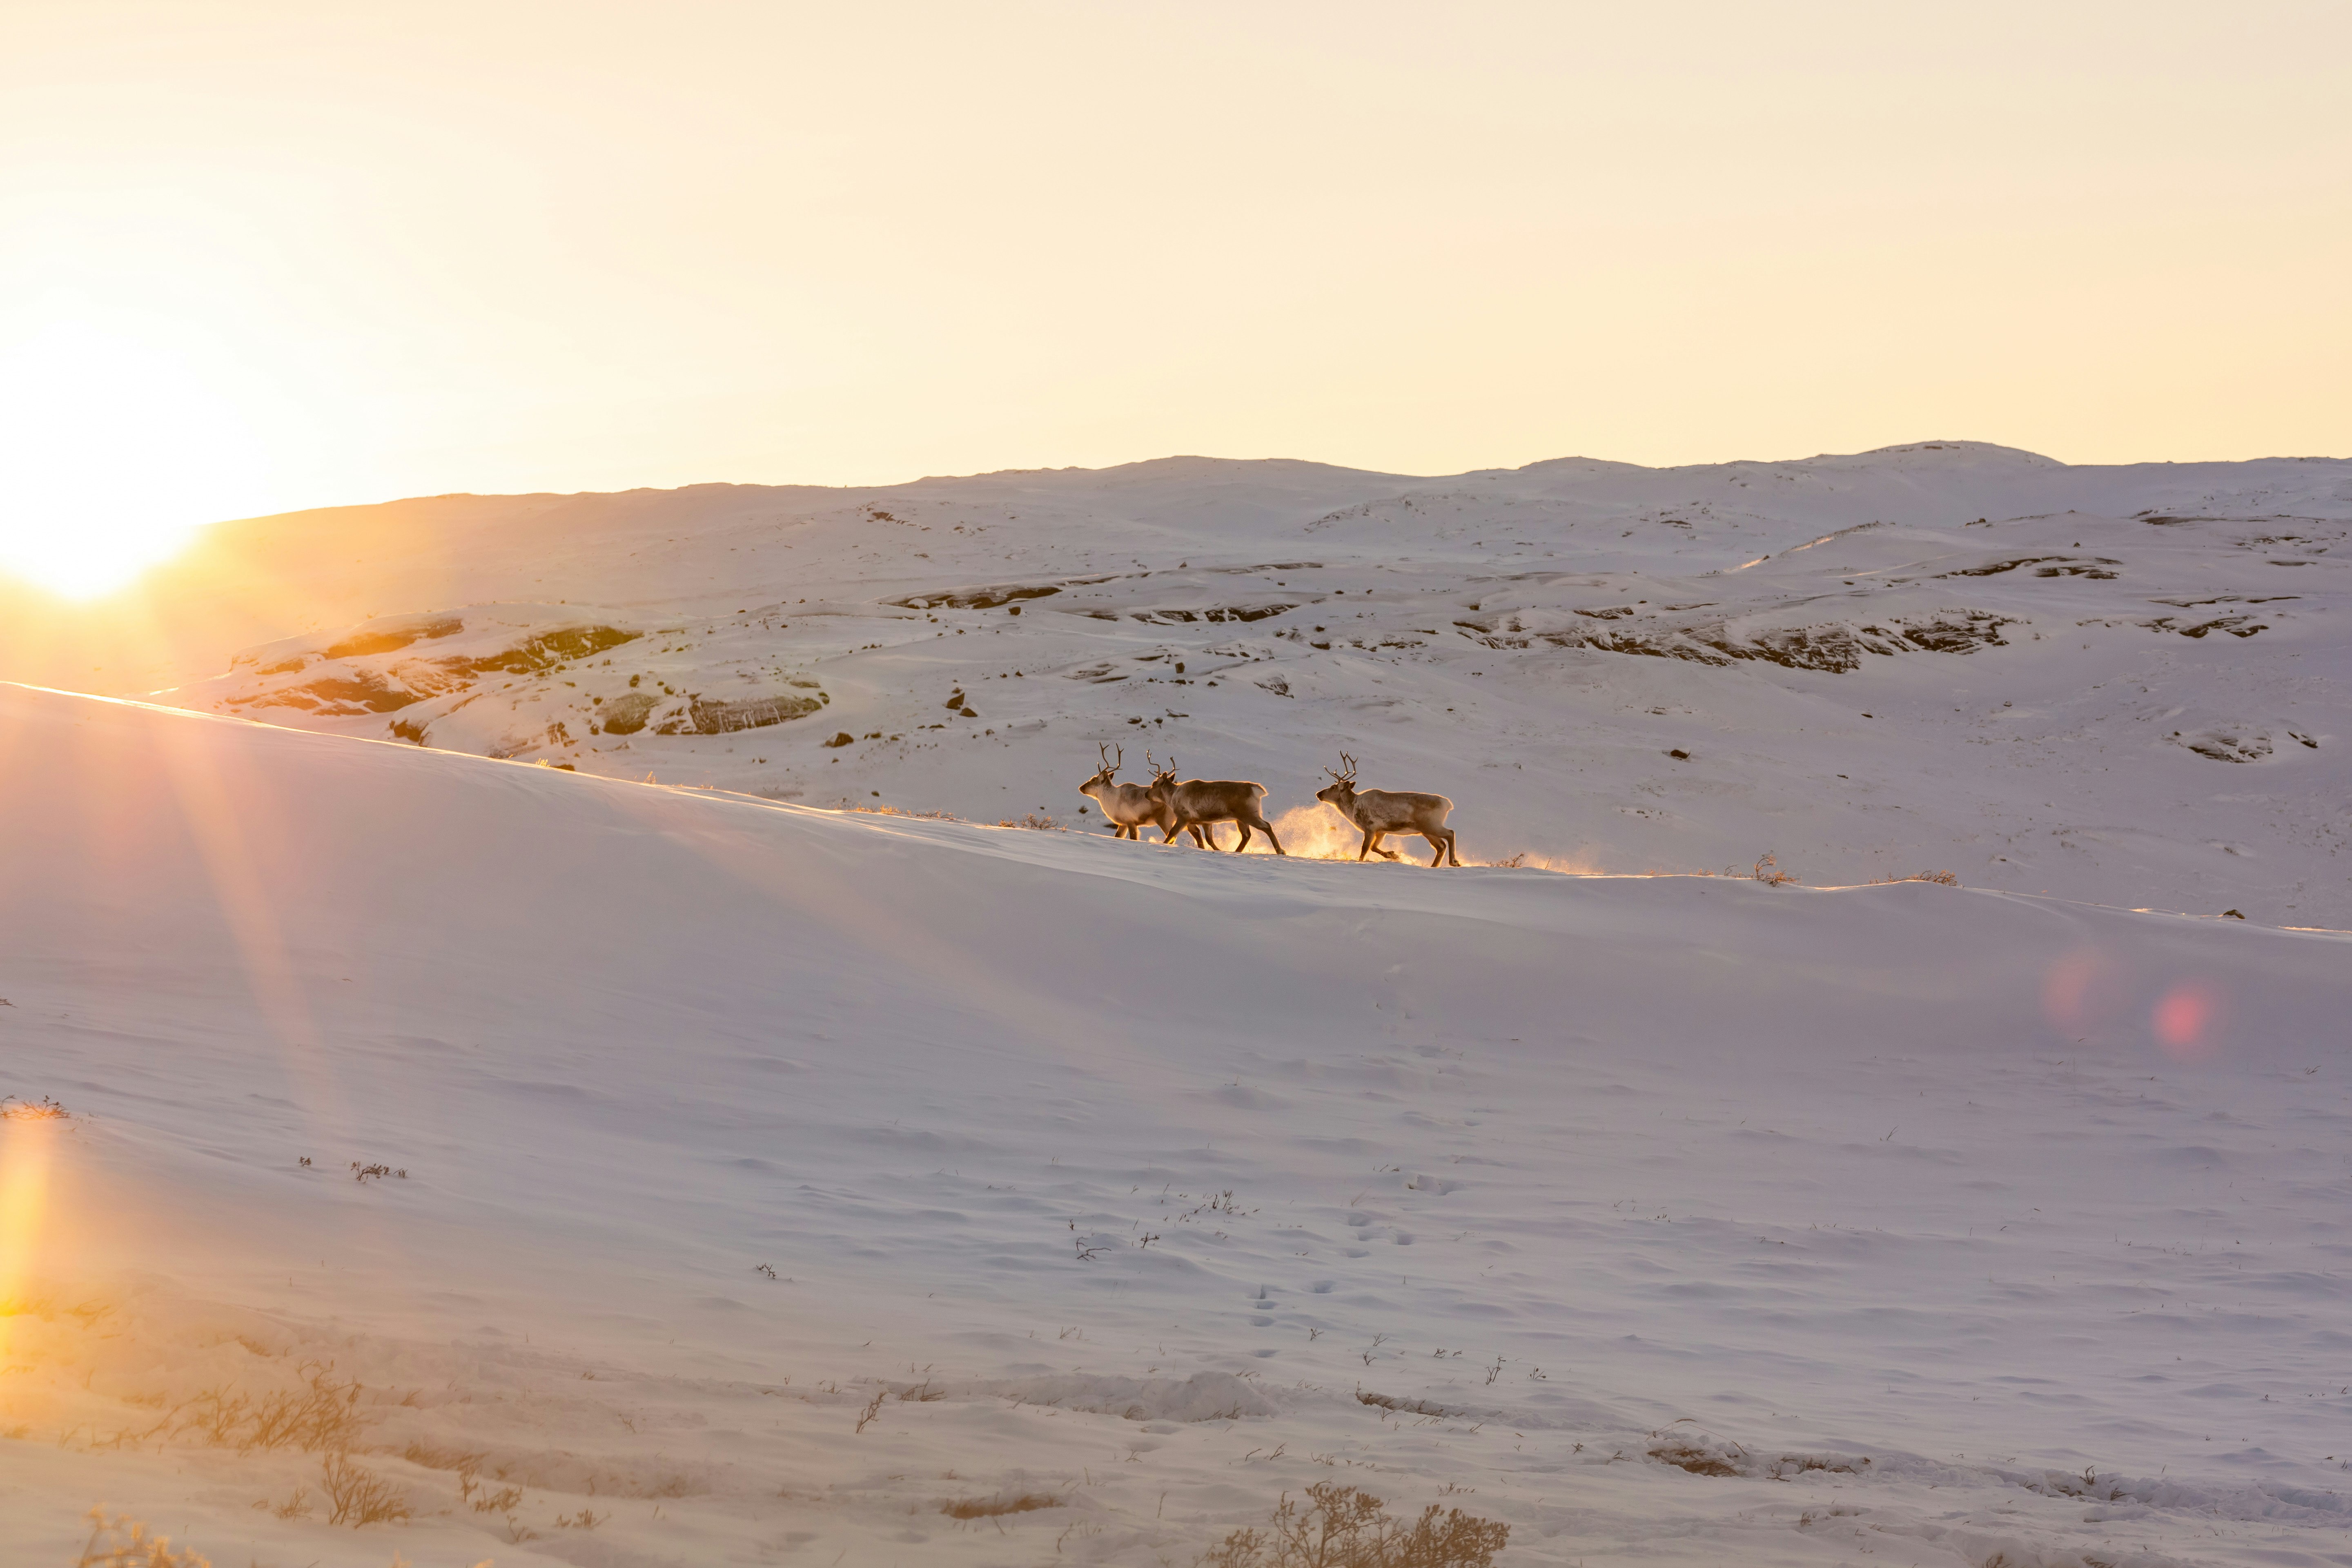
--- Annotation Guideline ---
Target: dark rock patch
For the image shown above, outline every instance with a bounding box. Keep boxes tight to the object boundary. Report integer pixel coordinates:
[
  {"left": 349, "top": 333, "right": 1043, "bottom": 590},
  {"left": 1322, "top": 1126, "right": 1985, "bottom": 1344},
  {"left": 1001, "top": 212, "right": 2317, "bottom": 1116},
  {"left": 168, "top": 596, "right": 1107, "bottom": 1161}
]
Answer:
[{"left": 889, "top": 584, "right": 1062, "bottom": 610}]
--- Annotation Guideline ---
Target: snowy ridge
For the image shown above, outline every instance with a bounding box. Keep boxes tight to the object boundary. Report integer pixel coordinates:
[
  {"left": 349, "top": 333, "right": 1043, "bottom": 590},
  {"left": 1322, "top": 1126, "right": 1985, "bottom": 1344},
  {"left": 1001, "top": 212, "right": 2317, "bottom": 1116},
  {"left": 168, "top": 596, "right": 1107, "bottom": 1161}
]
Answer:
[{"left": 120, "top": 440, "right": 2352, "bottom": 929}]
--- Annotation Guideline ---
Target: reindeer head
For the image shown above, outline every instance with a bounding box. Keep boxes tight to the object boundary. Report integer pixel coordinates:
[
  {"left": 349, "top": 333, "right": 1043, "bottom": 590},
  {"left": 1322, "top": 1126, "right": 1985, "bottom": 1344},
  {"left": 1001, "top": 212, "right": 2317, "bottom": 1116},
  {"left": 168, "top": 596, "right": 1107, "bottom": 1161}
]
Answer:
[
  {"left": 1314, "top": 752, "right": 1359, "bottom": 809},
  {"left": 1078, "top": 743, "right": 1122, "bottom": 796}
]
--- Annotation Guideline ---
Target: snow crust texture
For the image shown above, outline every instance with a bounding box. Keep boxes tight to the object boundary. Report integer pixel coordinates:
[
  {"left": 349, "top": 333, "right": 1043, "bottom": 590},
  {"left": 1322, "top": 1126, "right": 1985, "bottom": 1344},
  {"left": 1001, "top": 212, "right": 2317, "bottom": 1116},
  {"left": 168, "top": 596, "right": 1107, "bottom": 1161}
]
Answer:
[{"left": 1, "top": 679, "right": 2347, "bottom": 1566}]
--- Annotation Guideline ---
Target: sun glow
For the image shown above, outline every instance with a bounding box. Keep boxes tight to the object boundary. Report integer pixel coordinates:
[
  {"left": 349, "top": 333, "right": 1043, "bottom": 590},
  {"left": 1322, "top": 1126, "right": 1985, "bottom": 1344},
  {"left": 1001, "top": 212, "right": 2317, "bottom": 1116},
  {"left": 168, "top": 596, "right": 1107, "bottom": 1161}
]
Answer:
[
  {"left": 0, "top": 1115, "right": 57, "bottom": 1356},
  {"left": 0, "top": 318, "right": 272, "bottom": 599}
]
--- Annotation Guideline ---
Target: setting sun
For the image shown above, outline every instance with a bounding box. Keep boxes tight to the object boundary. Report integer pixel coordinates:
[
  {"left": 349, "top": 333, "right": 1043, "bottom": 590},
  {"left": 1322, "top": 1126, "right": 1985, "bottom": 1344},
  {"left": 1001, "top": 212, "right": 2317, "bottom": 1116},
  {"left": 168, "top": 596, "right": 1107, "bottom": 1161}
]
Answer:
[{"left": 0, "top": 317, "right": 274, "bottom": 598}]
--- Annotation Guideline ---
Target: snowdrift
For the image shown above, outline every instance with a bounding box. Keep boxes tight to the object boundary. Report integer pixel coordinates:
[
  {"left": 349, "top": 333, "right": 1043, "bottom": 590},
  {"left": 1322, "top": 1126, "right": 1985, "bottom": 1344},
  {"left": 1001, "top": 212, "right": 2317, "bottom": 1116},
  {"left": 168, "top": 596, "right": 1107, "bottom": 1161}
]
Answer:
[{"left": 2, "top": 683, "right": 2347, "bottom": 1564}]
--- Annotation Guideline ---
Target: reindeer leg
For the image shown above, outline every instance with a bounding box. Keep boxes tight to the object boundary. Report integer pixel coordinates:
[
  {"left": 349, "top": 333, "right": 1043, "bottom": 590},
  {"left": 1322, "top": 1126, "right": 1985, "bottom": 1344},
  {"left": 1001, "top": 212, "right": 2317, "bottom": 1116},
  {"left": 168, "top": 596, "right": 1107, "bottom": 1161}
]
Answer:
[
  {"left": 1250, "top": 813, "right": 1285, "bottom": 855},
  {"left": 1357, "top": 829, "right": 1379, "bottom": 862},
  {"left": 1445, "top": 829, "right": 1461, "bottom": 867},
  {"left": 1231, "top": 817, "right": 1252, "bottom": 853},
  {"left": 1424, "top": 833, "right": 1445, "bottom": 867}
]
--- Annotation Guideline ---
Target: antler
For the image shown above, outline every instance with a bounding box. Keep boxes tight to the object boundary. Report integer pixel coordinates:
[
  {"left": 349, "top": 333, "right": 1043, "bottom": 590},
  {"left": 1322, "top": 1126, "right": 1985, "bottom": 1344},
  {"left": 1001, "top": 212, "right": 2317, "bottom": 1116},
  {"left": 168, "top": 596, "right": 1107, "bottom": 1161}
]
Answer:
[
  {"left": 1327, "top": 751, "right": 1358, "bottom": 784},
  {"left": 1096, "top": 742, "right": 1122, "bottom": 776},
  {"left": 1148, "top": 751, "right": 1177, "bottom": 780}
]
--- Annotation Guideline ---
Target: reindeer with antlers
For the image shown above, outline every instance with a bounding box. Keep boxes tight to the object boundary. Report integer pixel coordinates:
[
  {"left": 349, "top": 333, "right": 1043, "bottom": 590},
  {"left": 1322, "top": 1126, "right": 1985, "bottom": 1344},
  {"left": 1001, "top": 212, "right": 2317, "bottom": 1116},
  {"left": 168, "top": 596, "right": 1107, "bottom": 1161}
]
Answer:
[
  {"left": 1149, "top": 754, "right": 1286, "bottom": 855},
  {"left": 1314, "top": 753, "right": 1460, "bottom": 866},
  {"left": 1077, "top": 745, "right": 1210, "bottom": 845}
]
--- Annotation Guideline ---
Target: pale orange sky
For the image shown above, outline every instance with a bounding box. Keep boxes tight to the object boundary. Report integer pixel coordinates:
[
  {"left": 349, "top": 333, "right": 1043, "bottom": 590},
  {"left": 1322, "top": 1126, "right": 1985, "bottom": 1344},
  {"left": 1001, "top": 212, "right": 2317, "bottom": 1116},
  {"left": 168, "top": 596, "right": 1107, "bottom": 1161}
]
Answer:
[{"left": 2, "top": 0, "right": 2348, "bottom": 593}]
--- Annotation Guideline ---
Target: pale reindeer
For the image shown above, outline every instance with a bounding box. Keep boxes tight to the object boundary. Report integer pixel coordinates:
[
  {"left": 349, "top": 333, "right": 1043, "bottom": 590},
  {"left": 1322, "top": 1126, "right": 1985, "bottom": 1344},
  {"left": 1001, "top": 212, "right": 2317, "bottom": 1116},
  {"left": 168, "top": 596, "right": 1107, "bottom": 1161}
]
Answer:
[
  {"left": 1314, "top": 753, "right": 1460, "bottom": 866},
  {"left": 1078, "top": 745, "right": 1209, "bottom": 846},
  {"left": 1150, "top": 754, "right": 1286, "bottom": 855}
]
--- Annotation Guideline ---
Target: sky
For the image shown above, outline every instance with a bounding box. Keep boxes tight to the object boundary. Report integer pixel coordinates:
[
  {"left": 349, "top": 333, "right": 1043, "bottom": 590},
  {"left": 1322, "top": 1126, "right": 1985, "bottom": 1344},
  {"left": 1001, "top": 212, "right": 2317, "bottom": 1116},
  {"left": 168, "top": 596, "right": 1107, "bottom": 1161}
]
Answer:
[{"left": 1, "top": 0, "right": 2348, "bottom": 595}]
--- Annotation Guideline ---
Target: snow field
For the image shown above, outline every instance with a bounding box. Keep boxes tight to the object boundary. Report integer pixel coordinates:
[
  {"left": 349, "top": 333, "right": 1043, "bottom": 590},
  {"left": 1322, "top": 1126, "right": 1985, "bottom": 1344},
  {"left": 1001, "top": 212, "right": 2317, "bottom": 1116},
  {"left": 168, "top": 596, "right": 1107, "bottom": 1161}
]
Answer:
[{"left": 2, "top": 684, "right": 2347, "bottom": 1566}]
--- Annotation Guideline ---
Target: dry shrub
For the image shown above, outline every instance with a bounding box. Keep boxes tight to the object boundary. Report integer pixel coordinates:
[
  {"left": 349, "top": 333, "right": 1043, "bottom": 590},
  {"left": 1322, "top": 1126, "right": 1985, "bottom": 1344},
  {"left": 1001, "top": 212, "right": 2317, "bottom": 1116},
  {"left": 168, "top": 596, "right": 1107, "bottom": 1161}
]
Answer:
[
  {"left": 1, "top": 1094, "right": 68, "bottom": 1120},
  {"left": 941, "top": 1492, "right": 1061, "bottom": 1519},
  {"left": 998, "top": 813, "right": 1066, "bottom": 831},
  {"left": 1746, "top": 853, "right": 1795, "bottom": 886},
  {"left": 75, "top": 1510, "right": 209, "bottom": 1568},
  {"left": 319, "top": 1453, "right": 410, "bottom": 1527},
  {"left": 1200, "top": 1483, "right": 1508, "bottom": 1568},
  {"left": 157, "top": 1363, "right": 366, "bottom": 1454}
]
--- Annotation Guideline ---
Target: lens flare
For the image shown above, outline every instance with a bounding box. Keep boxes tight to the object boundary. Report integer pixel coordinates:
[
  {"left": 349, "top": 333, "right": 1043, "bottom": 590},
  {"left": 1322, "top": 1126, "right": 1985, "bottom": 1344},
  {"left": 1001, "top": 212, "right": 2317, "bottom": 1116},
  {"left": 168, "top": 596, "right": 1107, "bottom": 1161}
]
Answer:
[
  {"left": 0, "top": 1118, "right": 56, "bottom": 1353},
  {"left": 2042, "top": 948, "right": 2125, "bottom": 1036},
  {"left": 2152, "top": 981, "right": 2221, "bottom": 1061}
]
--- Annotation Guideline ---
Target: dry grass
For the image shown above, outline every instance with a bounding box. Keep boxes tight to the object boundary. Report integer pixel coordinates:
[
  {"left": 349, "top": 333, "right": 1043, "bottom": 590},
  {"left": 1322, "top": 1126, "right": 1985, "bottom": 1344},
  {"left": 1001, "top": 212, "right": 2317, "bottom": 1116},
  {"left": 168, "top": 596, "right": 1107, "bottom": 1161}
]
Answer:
[
  {"left": 1355, "top": 1390, "right": 1453, "bottom": 1418},
  {"left": 997, "top": 813, "right": 1067, "bottom": 831},
  {"left": 940, "top": 1492, "right": 1061, "bottom": 1519},
  {"left": 74, "top": 1510, "right": 209, "bottom": 1568},
  {"left": 1, "top": 1094, "right": 68, "bottom": 1120},
  {"left": 319, "top": 1452, "right": 410, "bottom": 1527},
  {"left": 1199, "top": 1483, "right": 1508, "bottom": 1568},
  {"left": 141, "top": 1362, "right": 368, "bottom": 1454}
]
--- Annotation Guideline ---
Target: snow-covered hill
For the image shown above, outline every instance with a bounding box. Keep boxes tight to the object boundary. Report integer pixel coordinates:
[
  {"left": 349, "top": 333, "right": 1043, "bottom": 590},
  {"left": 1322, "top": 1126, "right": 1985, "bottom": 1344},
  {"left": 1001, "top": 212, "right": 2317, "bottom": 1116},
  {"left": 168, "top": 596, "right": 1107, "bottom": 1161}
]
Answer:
[
  {"left": 2, "top": 683, "right": 2346, "bottom": 1566},
  {"left": 141, "top": 441, "right": 2352, "bottom": 925}
]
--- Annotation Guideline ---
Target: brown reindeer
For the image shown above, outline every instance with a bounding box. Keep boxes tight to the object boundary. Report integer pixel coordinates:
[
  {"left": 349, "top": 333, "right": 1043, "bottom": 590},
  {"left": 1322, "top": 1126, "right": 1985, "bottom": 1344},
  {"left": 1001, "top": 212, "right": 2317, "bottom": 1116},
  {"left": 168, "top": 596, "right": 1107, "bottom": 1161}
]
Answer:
[
  {"left": 1149, "top": 754, "right": 1285, "bottom": 855},
  {"left": 1077, "top": 746, "right": 1208, "bottom": 845},
  {"left": 1314, "top": 753, "right": 1459, "bottom": 866}
]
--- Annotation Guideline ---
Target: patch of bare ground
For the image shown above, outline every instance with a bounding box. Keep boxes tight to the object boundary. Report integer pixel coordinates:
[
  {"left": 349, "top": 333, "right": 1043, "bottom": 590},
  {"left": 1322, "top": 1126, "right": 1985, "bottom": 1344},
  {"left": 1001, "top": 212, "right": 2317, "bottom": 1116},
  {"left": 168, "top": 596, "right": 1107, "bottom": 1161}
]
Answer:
[{"left": 940, "top": 1491, "right": 1062, "bottom": 1519}]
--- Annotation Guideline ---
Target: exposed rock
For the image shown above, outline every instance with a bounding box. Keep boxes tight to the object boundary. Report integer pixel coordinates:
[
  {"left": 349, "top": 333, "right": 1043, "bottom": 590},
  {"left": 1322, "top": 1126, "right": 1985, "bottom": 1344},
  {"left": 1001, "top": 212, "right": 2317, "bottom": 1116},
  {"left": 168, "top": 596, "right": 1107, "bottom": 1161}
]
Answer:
[
  {"left": 672, "top": 693, "right": 823, "bottom": 734},
  {"left": 1457, "top": 610, "right": 2016, "bottom": 673},
  {"left": 889, "top": 584, "right": 1063, "bottom": 610},
  {"left": 226, "top": 670, "right": 421, "bottom": 715},
  {"left": 1127, "top": 604, "right": 1299, "bottom": 624},
  {"left": 325, "top": 618, "right": 464, "bottom": 658},
  {"left": 596, "top": 692, "right": 659, "bottom": 735}
]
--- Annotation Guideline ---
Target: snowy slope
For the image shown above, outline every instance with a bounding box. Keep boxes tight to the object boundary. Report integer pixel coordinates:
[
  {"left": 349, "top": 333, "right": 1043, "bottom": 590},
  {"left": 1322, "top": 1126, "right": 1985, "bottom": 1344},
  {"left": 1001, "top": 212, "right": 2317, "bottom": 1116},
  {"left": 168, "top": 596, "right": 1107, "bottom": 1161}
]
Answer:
[
  {"left": 2, "top": 683, "right": 2347, "bottom": 1566},
  {"left": 140, "top": 441, "right": 2352, "bottom": 928}
]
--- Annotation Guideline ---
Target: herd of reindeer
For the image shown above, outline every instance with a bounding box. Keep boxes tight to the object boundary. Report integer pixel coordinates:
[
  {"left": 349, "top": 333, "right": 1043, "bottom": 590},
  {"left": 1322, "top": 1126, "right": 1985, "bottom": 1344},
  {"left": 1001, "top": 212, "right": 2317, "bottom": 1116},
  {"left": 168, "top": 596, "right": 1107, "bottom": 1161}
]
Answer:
[{"left": 1076, "top": 745, "right": 1463, "bottom": 867}]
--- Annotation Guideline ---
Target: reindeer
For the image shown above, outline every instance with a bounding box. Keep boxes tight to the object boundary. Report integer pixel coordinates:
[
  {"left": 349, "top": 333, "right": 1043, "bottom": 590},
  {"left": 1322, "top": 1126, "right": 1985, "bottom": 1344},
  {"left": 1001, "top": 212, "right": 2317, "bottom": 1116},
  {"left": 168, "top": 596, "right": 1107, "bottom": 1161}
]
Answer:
[
  {"left": 1314, "top": 753, "right": 1459, "bottom": 866},
  {"left": 1078, "top": 745, "right": 1209, "bottom": 845},
  {"left": 1149, "top": 754, "right": 1285, "bottom": 855}
]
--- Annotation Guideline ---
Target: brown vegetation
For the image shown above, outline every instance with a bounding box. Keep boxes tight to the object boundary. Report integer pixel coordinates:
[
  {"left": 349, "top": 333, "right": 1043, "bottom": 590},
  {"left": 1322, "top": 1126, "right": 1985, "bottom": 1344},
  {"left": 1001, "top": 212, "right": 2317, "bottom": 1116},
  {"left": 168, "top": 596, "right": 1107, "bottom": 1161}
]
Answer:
[
  {"left": 941, "top": 1492, "right": 1061, "bottom": 1519},
  {"left": 74, "top": 1510, "right": 209, "bottom": 1568},
  {"left": 1200, "top": 1484, "right": 1508, "bottom": 1568}
]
